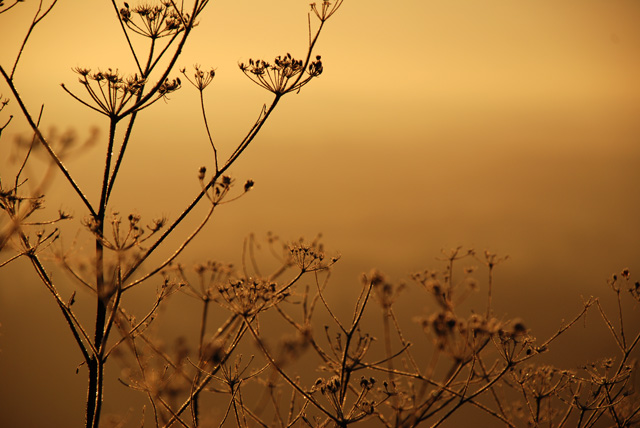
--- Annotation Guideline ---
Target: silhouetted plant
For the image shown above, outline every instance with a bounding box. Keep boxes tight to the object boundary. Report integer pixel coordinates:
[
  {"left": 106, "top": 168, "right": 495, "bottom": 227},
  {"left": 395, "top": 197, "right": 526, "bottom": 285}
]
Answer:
[
  {"left": 1, "top": 1, "right": 639, "bottom": 427},
  {"left": 1, "top": 1, "right": 341, "bottom": 426}
]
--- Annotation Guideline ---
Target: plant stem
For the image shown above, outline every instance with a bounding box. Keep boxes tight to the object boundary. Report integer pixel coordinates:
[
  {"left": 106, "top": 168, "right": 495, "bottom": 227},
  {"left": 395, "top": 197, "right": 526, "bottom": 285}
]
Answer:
[
  {"left": 86, "top": 118, "right": 118, "bottom": 428},
  {"left": 0, "top": 66, "right": 97, "bottom": 217}
]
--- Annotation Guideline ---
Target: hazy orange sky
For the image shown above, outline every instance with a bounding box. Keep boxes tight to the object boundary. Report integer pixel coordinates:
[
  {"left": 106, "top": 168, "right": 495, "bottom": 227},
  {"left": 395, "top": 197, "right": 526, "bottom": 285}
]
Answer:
[{"left": 1, "top": 1, "right": 640, "bottom": 425}]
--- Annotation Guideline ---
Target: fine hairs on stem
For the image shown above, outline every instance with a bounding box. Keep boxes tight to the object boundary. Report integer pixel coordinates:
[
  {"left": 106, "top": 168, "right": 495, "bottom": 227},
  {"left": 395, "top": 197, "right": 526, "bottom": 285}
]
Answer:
[{"left": 1, "top": 1, "right": 639, "bottom": 427}]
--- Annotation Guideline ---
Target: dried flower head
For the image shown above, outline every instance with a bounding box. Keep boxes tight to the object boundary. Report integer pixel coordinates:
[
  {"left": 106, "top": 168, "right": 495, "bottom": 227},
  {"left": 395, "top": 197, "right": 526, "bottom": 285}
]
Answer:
[
  {"left": 64, "top": 67, "right": 182, "bottom": 117},
  {"left": 119, "top": 1, "right": 190, "bottom": 38},
  {"left": 217, "top": 277, "right": 283, "bottom": 316},
  {"left": 310, "top": 0, "right": 344, "bottom": 22},
  {"left": 367, "top": 269, "right": 405, "bottom": 309},
  {"left": 158, "top": 77, "right": 181, "bottom": 97},
  {"left": 239, "top": 53, "right": 323, "bottom": 95},
  {"left": 288, "top": 237, "right": 338, "bottom": 272},
  {"left": 181, "top": 64, "right": 216, "bottom": 91}
]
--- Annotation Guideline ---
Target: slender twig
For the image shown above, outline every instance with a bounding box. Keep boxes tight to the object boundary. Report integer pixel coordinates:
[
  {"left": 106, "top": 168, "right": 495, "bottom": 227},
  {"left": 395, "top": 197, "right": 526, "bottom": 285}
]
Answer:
[
  {"left": 14, "top": 105, "right": 43, "bottom": 189},
  {"left": 109, "top": 0, "right": 142, "bottom": 73},
  {"left": 161, "top": 323, "right": 248, "bottom": 428},
  {"left": 11, "top": 0, "right": 59, "bottom": 78},
  {"left": 1, "top": 67, "right": 97, "bottom": 217},
  {"left": 122, "top": 95, "right": 281, "bottom": 284},
  {"left": 123, "top": 200, "right": 216, "bottom": 290},
  {"left": 0, "top": 0, "right": 23, "bottom": 14},
  {"left": 199, "top": 89, "right": 218, "bottom": 171},
  {"left": 0, "top": 252, "right": 23, "bottom": 268},
  {"left": 537, "top": 298, "right": 595, "bottom": 352},
  {"left": 243, "top": 317, "right": 338, "bottom": 423},
  {"left": 596, "top": 299, "right": 624, "bottom": 350},
  {"left": 7, "top": 209, "right": 94, "bottom": 360},
  {"left": 429, "top": 364, "right": 513, "bottom": 428}
]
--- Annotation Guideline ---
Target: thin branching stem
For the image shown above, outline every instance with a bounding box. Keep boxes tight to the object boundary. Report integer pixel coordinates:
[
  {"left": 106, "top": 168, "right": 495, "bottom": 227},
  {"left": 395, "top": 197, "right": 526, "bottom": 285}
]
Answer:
[
  {"left": 243, "top": 317, "right": 338, "bottom": 423},
  {"left": 109, "top": 0, "right": 142, "bottom": 73},
  {"left": 1, "top": 66, "right": 97, "bottom": 217},
  {"left": 162, "top": 323, "right": 248, "bottom": 428},
  {"left": 117, "top": 0, "right": 200, "bottom": 119},
  {"left": 122, "top": 96, "right": 281, "bottom": 284},
  {"left": 199, "top": 89, "right": 218, "bottom": 171},
  {"left": 10, "top": 0, "right": 59, "bottom": 78},
  {"left": 123, "top": 201, "right": 216, "bottom": 290}
]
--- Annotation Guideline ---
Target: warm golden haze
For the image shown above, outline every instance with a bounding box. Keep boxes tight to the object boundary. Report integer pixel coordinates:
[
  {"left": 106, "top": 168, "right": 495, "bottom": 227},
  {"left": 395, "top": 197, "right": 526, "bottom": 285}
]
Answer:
[{"left": 1, "top": 0, "right": 639, "bottom": 427}]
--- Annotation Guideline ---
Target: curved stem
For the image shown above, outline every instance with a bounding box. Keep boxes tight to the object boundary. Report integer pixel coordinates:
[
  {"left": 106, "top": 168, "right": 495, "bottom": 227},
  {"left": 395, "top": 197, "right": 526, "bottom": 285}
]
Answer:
[{"left": 199, "top": 89, "right": 218, "bottom": 171}]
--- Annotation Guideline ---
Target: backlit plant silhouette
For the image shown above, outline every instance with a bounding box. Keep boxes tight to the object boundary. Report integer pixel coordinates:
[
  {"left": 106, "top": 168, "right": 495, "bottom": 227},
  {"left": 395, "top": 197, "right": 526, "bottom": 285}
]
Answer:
[{"left": 1, "top": 1, "right": 639, "bottom": 427}]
